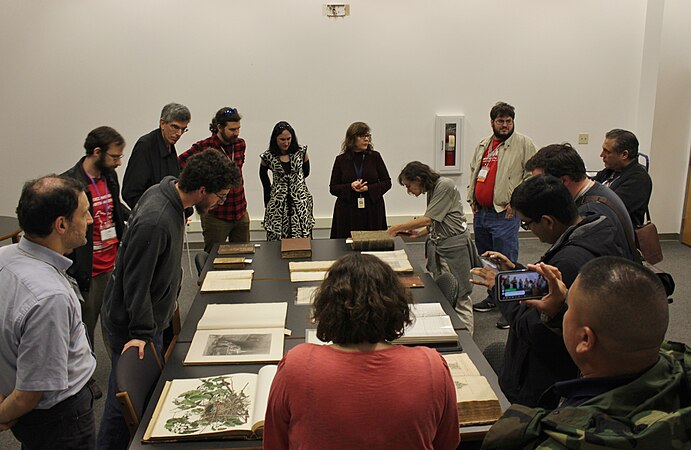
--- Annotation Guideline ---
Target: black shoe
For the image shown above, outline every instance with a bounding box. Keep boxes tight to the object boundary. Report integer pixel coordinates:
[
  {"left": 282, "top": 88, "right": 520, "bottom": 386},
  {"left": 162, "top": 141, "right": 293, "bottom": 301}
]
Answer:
[
  {"left": 473, "top": 298, "right": 496, "bottom": 312},
  {"left": 496, "top": 318, "right": 510, "bottom": 330},
  {"left": 88, "top": 378, "right": 103, "bottom": 400}
]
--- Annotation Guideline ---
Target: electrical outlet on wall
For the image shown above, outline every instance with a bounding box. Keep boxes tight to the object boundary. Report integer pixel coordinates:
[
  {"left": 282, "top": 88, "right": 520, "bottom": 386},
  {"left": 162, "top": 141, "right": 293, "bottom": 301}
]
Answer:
[{"left": 578, "top": 133, "right": 589, "bottom": 145}]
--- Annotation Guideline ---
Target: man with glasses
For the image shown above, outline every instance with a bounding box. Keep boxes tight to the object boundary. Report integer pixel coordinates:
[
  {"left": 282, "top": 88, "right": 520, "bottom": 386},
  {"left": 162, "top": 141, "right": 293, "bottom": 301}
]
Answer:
[
  {"left": 469, "top": 175, "right": 626, "bottom": 409},
  {"left": 468, "top": 102, "right": 537, "bottom": 328},
  {"left": 98, "top": 149, "right": 242, "bottom": 449},
  {"left": 122, "top": 102, "right": 191, "bottom": 208},
  {"left": 525, "top": 143, "right": 637, "bottom": 262},
  {"left": 179, "top": 107, "right": 249, "bottom": 252},
  {"left": 61, "top": 126, "right": 130, "bottom": 399}
]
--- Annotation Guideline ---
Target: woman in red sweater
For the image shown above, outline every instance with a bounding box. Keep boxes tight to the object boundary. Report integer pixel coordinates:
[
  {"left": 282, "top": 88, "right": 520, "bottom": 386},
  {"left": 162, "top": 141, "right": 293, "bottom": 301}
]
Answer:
[{"left": 264, "top": 253, "right": 460, "bottom": 450}]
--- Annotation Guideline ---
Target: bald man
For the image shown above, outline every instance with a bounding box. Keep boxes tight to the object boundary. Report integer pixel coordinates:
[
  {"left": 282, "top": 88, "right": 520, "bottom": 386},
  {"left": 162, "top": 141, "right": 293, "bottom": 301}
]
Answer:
[{"left": 482, "top": 257, "right": 689, "bottom": 449}]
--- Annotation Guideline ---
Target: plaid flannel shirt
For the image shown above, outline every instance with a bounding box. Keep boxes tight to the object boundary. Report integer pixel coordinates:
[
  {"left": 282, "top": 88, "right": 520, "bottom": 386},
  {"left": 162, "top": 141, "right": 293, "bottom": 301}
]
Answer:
[{"left": 178, "top": 134, "right": 247, "bottom": 221}]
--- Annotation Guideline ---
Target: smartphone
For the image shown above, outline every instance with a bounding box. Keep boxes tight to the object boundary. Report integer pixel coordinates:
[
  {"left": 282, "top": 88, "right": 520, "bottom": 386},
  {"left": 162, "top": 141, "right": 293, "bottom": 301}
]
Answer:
[
  {"left": 480, "top": 256, "right": 499, "bottom": 271},
  {"left": 396, "top": 231, "right": 413, "bottom": 237},
  {"left": 495, "top": 269, "right": 548, "bottom": 302}
]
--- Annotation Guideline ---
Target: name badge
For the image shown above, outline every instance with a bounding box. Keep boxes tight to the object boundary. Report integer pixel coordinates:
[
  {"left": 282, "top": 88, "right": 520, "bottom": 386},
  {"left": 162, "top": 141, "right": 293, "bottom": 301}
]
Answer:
[
  {"left": 357, "top": 197, "right": 365, "bottom": 209},
  {"left": 101, "top": 226, "right": 117, "bottom": 241},
  {"left": 477, "top": 167, "right": 489, "bottom": 182}
]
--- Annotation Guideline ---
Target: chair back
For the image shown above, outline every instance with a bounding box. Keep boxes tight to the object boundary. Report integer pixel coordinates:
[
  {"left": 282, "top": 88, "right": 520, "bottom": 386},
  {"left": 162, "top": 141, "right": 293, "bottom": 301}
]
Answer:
[
  {"left": 194, "top": 251, "right": 209, "bottom": 276},
  {"left": 115, "top": 341, "right": 163, "bottom": 437},
  {"left": 435, "top": 272, "right": 459, "bottom": 308}
]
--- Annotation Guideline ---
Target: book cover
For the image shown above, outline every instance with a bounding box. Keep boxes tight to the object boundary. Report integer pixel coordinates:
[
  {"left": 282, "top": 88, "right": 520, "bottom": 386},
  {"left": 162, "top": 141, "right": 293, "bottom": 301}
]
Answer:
[
  {"left": 280, "top": 238, "right": 312, "bottom": 259},
  {"left": 200, "top": 270, "right": 254, "bottom": 293},
  {"left": 217, "top": 244, "right": 256, "bottom": 255},
  {"left": 350, "top": 230, "right": 395, "bottom": 251},
  {"left": 212, "top": 257, "right": 249, "bottom": 269}
]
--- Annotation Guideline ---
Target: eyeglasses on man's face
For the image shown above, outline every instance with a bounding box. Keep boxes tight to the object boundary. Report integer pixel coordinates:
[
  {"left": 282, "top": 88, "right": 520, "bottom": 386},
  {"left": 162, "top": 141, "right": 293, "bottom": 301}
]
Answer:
[
  {"left": 169, "top": 123, "right": 188, "bottom": 134},
  {"left": 213, "top": 192, "right": 229, "bottom": 203},
  {"left": 105, "top": 153, "right": 125, "bottom": 161},
  {"left": 520, "top": 219, "right": 534, "bottom": 231}
]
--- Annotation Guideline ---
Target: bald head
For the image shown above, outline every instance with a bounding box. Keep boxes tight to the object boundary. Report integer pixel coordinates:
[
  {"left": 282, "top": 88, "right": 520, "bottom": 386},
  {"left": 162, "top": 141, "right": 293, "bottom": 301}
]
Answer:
[{"left": 563, "top": 257, "right": 668, "bottom": 376}]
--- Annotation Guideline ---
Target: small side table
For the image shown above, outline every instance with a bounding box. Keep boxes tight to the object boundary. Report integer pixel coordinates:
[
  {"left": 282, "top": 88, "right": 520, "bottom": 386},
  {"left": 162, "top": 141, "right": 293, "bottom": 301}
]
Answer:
[{"left": 0, "top": 216, "right": 22, "bottom": 243}]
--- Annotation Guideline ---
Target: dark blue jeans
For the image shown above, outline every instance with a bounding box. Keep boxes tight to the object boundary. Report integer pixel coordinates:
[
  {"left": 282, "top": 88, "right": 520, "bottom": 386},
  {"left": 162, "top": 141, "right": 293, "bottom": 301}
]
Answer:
[
  {"left": 12, "top": 383, "right": 95, "bottom": 450},
  {"left": 97, "top": 330, "right": 162, "bottom": 450},
  {"left": 473, "top": 208, "right": 520, "bottom": 262}
]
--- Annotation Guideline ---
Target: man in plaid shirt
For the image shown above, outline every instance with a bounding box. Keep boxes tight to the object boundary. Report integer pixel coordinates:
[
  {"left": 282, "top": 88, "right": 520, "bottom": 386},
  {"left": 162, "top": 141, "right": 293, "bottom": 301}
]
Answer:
[{"left": 179, "top": 107, "right": 248, "bottom": 252}]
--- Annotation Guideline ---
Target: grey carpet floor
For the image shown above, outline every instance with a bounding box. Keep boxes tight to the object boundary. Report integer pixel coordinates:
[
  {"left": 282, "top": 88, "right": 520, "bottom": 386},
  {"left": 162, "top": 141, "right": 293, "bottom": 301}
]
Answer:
[{"left": 1, "top": 237, "right": 688, "bottom": 448}]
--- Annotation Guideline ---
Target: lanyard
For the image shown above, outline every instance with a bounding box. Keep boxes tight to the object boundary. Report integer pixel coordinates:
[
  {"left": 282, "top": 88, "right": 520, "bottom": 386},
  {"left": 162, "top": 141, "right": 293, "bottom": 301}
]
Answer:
[
  {"left": 85, "top": 173, "right": 112, "bottom": 216},
  {"left": 353, "top": 153, "right": 366, "bottom": 179},
  {"left": 482, "top": 139, "right": 501, "bottom": 167}
]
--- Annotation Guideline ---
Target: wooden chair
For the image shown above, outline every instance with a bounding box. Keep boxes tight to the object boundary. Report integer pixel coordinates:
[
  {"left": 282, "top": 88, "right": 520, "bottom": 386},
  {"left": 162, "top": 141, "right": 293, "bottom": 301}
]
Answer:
[{"left": 115, "top": 341, "right": 163, "bottom": 438}]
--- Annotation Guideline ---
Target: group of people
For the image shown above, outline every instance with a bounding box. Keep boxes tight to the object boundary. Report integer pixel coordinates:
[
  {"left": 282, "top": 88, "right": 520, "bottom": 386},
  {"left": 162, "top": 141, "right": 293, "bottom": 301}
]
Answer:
[{"left": 0, "top": 97, "right": 687, "bottom": 450}]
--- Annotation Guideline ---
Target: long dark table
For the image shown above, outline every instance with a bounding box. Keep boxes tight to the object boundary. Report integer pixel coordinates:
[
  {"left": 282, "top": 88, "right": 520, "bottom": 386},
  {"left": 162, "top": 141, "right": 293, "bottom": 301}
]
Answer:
[{"left": 131, "top": 238, "right": 509, "bottom": 448}]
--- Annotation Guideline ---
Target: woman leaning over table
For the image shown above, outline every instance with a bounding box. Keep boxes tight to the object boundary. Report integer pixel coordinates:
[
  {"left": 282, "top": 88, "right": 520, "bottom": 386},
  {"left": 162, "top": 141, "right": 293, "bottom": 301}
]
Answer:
[
  {"left": 259, "top": 121, "right": 314, "bottom": 241},
  {"left": 263, "top": 253, "right": 460, "bottom": 450},
  {"left": 329, "top": 122, "right": 392, "bottom": 238},
  {"left": 387, "top": 161, "right": 481, "bottom": 335}
]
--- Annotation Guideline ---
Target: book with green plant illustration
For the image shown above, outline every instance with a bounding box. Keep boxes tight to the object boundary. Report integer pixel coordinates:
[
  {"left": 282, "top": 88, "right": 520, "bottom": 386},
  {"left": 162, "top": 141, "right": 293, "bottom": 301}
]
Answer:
[{"left": 143, "top": 365, "right": 277, "bottom": 442}]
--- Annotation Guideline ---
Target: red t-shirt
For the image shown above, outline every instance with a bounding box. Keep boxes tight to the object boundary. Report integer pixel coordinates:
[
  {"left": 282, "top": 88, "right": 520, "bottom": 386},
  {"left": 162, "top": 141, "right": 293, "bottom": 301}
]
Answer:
[
  {"left": 264, "top": 344, "right": 459, "bottom": 450},
  {"left": 474, "top": 138, "right": 502, "bottom": 208},
  {"left": 88, "top": 178, "right": 118, "bottom": 275}
]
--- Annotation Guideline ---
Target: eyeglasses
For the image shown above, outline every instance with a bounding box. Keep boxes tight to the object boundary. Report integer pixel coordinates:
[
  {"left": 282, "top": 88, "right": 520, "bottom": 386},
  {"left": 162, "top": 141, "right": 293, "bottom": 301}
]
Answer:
[
  {"left": 169, "top": 123, "right": 188, "bottom": 134},
  {"left": 222, "top": 108, "right": 238, "bottom": 116},
  {"left": 105, "top": 153, "right": 124, "bottom": 160},
  {"left": 520, "top": 219, "right": 534, "bottom": 231},
  {"left": 213, "top": 192, "right": 228, "bottom": 203},
  {"left": 494, "top": 118, "right": 513, "bottom": 125},
  {"left": 357, "top": 133, "right": 372, "bottom": 139}
]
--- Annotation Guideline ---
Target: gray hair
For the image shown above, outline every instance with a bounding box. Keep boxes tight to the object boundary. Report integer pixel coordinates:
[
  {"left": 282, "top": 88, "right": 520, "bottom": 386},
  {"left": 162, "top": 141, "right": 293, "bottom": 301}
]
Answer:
[{"left": 160, "top": 103, "right": 191, "bottom": 123}]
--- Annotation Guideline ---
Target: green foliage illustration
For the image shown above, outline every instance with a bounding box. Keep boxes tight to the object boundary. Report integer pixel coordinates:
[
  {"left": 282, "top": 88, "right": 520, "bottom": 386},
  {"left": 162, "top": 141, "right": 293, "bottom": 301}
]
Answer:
[{"left": 164, "top": 376, "right": 251, "bottom": 434}]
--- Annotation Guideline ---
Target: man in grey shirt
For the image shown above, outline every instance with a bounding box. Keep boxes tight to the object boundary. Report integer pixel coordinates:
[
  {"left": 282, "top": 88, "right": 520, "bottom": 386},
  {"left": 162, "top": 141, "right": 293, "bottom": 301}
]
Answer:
[{"left": 0, "top": 175, "right": 97, "bottom": 448}]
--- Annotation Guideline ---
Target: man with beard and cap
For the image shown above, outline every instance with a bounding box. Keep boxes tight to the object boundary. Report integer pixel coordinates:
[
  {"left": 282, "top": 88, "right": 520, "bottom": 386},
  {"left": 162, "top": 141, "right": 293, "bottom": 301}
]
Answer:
[
  {"left": 61, "top": 126, "right": 130, "bottom": 399},
  {"left": 122, "top": 102, "right": 191, "bottom": 209},
  {"left": 179, "top": 107, "right": 249, "bottom": 252},
  {"left": 98, "top": 149, "right": 241, "bottom": 450},
  {"left": 468, "top": 102, "right": 537, "bottom": 327}
]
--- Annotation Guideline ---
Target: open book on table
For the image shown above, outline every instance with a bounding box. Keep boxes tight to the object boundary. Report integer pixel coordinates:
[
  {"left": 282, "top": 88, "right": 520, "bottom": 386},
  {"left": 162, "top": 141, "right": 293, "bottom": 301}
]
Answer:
[
  {"left": 201, "top": 270, "right": 254, "bottom": 293},
  {"left": 361, "top": 249, "right": 414, "bottom": 273},
  {"left": 442, "top": 353, "right": 502, "bottom": 426},
  {"left": 185, "top": 303, "right": 287, "bottom": 365},
  {"left": 143, "top": 365, "right": 277, "bottom": 442},
  {"left": 394, "top": 303, "right": 458, "bottom": 344}
]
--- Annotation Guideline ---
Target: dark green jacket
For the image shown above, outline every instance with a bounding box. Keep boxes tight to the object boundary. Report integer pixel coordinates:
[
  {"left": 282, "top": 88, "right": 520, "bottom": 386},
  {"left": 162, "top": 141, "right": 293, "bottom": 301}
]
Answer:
[{"left": 482, "top": 342, "right": 691, "bottom": 449}]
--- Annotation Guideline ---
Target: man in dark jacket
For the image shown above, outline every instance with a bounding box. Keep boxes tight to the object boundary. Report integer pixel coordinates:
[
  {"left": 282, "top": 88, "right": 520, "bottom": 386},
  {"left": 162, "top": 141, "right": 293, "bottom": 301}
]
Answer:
[
  {"left": 470, "top": 175, "right": 628, "bottom": 408},
  {"left": 121, "top": 102, "right": 191, "bottom": 208},
  {"left": 594, "top": 129, "right": 652, "bottom": 227},
  {"left": 61, "top": 126, "right": 130, "bottom": 398},
  {"left": 526, "top": 143, "right": 639, "bottom": 261},
  {"left": 482, "top": 257, "right": 687, "bottom": 449},
  {"left": 98, "top": 149, "right": 242, "bottom": 449}
]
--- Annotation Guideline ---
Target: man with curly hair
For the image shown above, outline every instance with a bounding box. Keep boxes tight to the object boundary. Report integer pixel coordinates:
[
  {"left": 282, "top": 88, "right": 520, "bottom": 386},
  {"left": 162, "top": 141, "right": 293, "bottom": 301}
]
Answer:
[{"left": 98, "top": 149, "right": 241, "bottom": 450}]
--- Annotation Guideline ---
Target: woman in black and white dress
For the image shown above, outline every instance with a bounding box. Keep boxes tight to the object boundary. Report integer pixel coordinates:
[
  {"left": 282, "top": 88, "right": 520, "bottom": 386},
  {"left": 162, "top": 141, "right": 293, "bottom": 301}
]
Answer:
[{"left": 259, "top": 121, "right": 314, "bottom": 241}]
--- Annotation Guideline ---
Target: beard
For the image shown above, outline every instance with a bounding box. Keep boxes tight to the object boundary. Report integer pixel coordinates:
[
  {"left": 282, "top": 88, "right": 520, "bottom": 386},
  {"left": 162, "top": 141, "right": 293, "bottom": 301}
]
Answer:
[
  {"left": 492, "top": 124, "right": 514, "bottom": 141},
  {"left": 95, "top": 155, "right": 114, "bottom": 175}
]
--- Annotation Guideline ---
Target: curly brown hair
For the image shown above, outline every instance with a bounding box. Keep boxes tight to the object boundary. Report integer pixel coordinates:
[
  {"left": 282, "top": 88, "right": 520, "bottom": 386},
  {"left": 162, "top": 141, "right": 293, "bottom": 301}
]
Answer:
[{"left": 312, "top": 253, "right": 412, "bottom": 345}]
